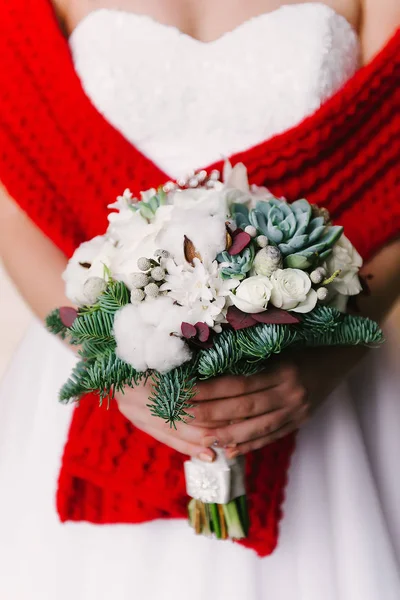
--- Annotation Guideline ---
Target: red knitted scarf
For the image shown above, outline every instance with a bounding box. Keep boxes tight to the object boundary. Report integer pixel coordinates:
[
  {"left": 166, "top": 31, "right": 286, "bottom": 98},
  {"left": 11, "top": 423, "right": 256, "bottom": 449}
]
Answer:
[{"left": 0, "top": 1, "right": 399, "bottom": 557}]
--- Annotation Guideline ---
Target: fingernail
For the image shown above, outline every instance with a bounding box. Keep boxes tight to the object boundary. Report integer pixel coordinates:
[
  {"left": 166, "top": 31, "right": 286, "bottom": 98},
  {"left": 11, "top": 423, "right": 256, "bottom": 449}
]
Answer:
[
  {"left": 224, "top": 443, "right": 237, "bottom": 449},
  {"left": 226, "top": 449, "right": 240, "bottom": 459},
  {"left": 199, "top": 452, "right": 214, "bottom": 463},
  {"left": 203, "top": 437, "right": 219, "bottom": 447}
]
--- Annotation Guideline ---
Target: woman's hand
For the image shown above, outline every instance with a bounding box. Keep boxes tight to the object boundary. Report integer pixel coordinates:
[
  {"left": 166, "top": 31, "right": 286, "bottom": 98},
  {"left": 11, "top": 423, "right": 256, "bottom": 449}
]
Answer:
[
  {"left": 116, "top": 346, "right": 368, "bottom": 461},
  {"left": 186, "top": 345, "right": 368, "bottom": 458},
  {"left": 116, "top": 380, "right": 221, "bottom": 462}
]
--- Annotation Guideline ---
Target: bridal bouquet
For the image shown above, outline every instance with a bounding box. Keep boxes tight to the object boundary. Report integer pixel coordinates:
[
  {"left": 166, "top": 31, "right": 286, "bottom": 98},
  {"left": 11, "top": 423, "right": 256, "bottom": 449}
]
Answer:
[{"left": 47, "top": 163, "right": 382, "bottom": 541}]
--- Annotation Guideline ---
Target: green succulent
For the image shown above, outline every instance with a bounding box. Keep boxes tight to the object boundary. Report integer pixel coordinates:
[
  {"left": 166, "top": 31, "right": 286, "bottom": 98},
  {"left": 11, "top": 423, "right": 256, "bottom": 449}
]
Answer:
[
  {"left": 132, "top": 188, "right": 167, "bottom": 220},
  {"left": 234, "top": 198, "right": 343, "bottom": 270},
  {"left": 217, "top": 246, "right": 255, "bottom": 280}
]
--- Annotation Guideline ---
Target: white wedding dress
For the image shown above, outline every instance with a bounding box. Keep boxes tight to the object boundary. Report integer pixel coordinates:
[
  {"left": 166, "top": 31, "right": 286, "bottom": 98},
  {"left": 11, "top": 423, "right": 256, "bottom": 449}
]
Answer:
[{"left": 0, "top": 4, "right": 399, "bottom": 599}]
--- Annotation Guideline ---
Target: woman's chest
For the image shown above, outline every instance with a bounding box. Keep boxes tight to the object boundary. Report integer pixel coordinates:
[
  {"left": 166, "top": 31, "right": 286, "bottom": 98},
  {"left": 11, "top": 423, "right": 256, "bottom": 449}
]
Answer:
[{"left": 57, "top": 0, "right": 360, "bottom": 41}]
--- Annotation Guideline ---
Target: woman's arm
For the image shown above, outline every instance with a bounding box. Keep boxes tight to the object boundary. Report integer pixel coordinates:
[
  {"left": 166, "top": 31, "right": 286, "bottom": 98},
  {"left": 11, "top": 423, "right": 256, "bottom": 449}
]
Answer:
[
  {"left": 360, "top": 0, "right": 400, "bottom": 64},
  {"left": 0, "top": 183, "right": 72, "bottom": 321}
]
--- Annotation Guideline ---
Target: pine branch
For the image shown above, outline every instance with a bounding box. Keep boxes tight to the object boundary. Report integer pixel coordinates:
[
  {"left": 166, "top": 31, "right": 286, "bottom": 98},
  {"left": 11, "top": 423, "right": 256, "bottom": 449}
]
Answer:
[
  {"left": 304, "top": 314, "right": 384, "bottom": 347},
  {"left": 83, "top": 353, "right": 144, "bottom": 404},
  {"left": 97, "top": 280, "right": 130, "bottom": 314},
  {"left": 237, "top": 324, "right": 298, "bottom": 359},
  {"left": 148, "top": 365, "right": 197, "bottom": 426},
  {"left": 69, "top": 310, "right": 114, "bottom": 345},
  {"left": 197, "top": 330, "right": 242, "bottom": 378},
  {"left": 46, "top": 309, "right": 69, "bottom": 340},
  {"left": 299, "top": 305, "right": 343, "bottom": 335},
  {"left": 59, "top": 360, "right": 93, "bottom": 403}
]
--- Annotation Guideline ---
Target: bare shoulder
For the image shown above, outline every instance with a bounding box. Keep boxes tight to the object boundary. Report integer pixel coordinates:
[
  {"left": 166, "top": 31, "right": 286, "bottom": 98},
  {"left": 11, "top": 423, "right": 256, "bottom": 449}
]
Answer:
[{"left": 360, "top": 0, "right": 400, "bottom": 63}]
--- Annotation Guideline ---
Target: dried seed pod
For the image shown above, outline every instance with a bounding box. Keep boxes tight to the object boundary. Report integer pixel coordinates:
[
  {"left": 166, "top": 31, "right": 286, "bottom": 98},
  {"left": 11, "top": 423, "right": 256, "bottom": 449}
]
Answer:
[
  {"left": 184, "top": 235, "right": 202, "bottom": 265},
  {"left": 151, "top": 267, "right": 166, "bottom": 282},
  {"left": 317, "top": 287, "right": 329, "bottom": 301},
  {"left": 256, "top": 235, "right": 269, "bottom": 248}
]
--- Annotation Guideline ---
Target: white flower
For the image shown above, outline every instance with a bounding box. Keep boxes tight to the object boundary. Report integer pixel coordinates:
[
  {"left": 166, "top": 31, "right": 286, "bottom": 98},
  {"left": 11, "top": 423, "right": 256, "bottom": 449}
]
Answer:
[
  {"left": 160, "top": 259, "right": 238, "bottom": 327},
  {"left": 223, "top": 161, "right": 276, "bottom": 209},
  {"left": 325, "top": 235, "right": 363, "bottom": 296},
  {"left": 113, "top": 296, "right": 192, "bottom": 373},
  {"left": 112, "top": 231, "right": 159, "bottom": 289},
  {"left": 231, "top": 276, "right": 273, "bottom": 314},
  {"left": 270, "top": 269, "right": 317, "bottom": 313},
  {"left": 62, "top": 236, "right": 114, "bottom": 306}
]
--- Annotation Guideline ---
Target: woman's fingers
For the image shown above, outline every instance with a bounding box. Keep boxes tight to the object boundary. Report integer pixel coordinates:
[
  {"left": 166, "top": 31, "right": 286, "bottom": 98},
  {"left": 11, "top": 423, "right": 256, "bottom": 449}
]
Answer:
[
  {"left": 194, "top": 367, "right": 287, "bottom": 402},
  {"left": 187, "top": 389, "right": 283, "bottom": 424},
  {"left": 225, "top": 406, "right": 309, "bottom": 456},
  {"left": 140, "top": 422, "right": 216, "bottom": 461}
]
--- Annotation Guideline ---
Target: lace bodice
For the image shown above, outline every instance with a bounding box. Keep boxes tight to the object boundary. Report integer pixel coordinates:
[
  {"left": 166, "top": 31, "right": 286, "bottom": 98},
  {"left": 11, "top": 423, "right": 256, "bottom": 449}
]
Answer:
[{"left": 69, "top": 3, "right": 359, "bottom": 179}]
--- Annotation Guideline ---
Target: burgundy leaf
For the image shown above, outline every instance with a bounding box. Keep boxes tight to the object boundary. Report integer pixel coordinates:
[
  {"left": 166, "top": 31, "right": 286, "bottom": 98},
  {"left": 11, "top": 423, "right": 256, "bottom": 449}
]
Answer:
[
  {"left": 252, "top": 308, "right": 301, "bottom": 325},
  {"left": 191, "top": 338, "right": 214, "bottom": 350},
  {"left": 226, "top": 306, "right": 257, "bottom": 330},
  {"left": 229, "top": 231, "right": 252, "bottom": 256},
  {"left": 181, "top": 322, "right": 197, "bottom": 339},
  {"left": 59, "top": 306, "right": 78, "bottom": 328},
  {"left": 195, "top": 322, "right": 210, "bottom": 342},
  {"left": 231, "top": 228, "right": 244, "bottom": 238}
]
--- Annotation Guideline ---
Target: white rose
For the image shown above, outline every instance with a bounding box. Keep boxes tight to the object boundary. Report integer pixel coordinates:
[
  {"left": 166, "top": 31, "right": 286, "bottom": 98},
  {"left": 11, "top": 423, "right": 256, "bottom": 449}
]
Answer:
[
  {"left": 270, "top": 269, "right": 317, "bottom": 313},
  {"left": 325, "top": 235, "right": 363, "bottom": 296},
  {"left": 231, "top": 276, "right": 273, "bottom": 313}
]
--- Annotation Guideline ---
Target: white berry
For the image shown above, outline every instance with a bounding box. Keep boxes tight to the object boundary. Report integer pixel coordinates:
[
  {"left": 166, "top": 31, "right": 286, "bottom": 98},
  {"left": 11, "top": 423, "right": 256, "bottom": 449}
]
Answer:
[
  {"left": 130, "top": 288, "right": 145, "bottom": 303},
  {"left": 317, "top": 287, "right": 329, "bottom": 301},
  {"left": 144, "top": 283, "right": 160, "bottom": 298},
  {"left": 137, "top": 257, "right": 152, "bottom": 271},
  {"left": 244, "top": 225, "right": 257, "bottom": 238},
  {"left": 310, "top": 267, "right": 326, "bottom": 285},
  {"left": 151, "top": 267, "right": 166, "bottom": 282},
  {"left": 256, "top": 235, "right": 269, "bottom": 248},
  {"left": 129, "top": 273, "right": 150, "bottom": 289}
]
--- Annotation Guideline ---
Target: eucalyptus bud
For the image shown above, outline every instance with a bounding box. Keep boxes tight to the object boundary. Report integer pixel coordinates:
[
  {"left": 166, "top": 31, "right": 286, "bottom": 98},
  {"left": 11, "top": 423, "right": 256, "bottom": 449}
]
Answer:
[{"left": 137, "top": 257, "right": 152, "bottom": 271}]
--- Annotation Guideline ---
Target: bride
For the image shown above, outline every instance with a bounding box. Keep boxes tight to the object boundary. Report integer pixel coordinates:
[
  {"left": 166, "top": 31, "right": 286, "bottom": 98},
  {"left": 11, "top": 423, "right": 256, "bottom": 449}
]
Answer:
[{"left": 0, "top": 0, "right": 399, "bottom": 598}]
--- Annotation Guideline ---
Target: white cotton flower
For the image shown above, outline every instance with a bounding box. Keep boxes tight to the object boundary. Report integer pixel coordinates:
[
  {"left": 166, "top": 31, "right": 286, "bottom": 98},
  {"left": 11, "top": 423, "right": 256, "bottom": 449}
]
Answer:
[
  {"left": 62, "top": 236, "right": 113, "bottom": 306},
  {"left": 113, "top": 297, "right": 192, "bottom": 373},
  {"left": 324, "top": 235, "right": 363, "bottom": 296},
  {"left": 156, "top": 189, "right": 227, "bottom": 264},
  {"left": 270, "top": 269, "right": 317, "bottom": 313},
  {"left": 231, "top": 276, "right": 273, "bottom": 313}
]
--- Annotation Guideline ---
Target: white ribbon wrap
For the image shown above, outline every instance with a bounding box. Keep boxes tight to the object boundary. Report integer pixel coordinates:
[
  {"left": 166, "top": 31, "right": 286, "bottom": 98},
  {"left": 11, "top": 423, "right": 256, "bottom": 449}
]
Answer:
[{"left": 184, "top": 448, "right": 246, "bottom": 504}]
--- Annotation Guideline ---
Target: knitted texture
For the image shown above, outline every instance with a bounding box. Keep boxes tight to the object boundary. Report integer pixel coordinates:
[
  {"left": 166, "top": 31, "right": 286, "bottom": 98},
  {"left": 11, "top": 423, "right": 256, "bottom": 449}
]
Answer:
[{"left": 0, "top": 1, "right": 399, "bottom": 557}]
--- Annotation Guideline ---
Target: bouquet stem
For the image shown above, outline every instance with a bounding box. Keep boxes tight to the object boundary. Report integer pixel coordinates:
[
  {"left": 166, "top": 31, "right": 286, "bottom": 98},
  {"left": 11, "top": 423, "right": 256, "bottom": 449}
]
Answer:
[{"left": 188, "top": 495, "right": 249, "bottom": 540}]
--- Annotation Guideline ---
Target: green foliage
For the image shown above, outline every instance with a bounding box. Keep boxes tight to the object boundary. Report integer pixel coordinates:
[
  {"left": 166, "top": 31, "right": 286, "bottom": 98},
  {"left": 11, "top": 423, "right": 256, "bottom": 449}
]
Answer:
[
  {"left": 46, "top": 309, "right": 69, "bottom": 340},
  {"left": 197, "top": 330, "right": 242, "bottom": 378},
  {"left": 59, "top": 360, "right": 93, "bottom": 403},
  {"left": 299, "top": 305, "right": 343, "bottom": 336},
  {"left": 69, "top": 310, "right": 114, "bottom": 345},
  {"left": 97, "top": 281, "right": 130, "bottom": 314},
  {"left": 217, "top": 245, "right": 255, "bottom": 280},
  {"left": 148, "top": 364, "right": 197, "bottom": 426},
  {"left": 304, "top": 314, "right": 384, "bottom": 347},
  {"left": 84, "top": 353, "right": 143, "bottom": 404},
  {"left": 237, "top": 324, "right": 299, "bottom": 359},
  {"left": 247, "top": 197, "right": 342, "bottom": 269}
]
